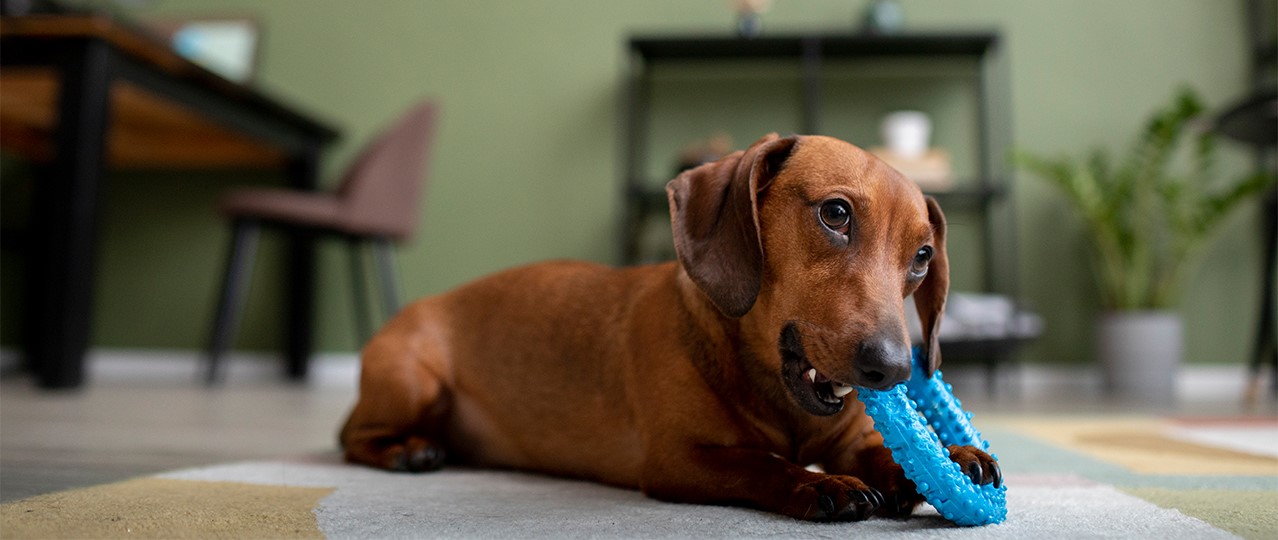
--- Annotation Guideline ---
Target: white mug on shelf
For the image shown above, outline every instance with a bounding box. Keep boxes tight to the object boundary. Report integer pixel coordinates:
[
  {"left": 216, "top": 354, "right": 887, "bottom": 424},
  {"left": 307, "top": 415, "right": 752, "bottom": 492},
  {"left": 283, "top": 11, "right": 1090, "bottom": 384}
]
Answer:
[{"left": 881, "top": 110, "right": 931, "bottom": 159}]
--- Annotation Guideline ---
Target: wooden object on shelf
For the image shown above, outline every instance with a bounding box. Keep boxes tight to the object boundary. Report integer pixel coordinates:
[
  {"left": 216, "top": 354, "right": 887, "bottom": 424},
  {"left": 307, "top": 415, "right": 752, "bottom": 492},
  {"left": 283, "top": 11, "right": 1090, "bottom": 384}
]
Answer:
[{"left": 869, "top": 147, "right": 954, "bottom": 191}]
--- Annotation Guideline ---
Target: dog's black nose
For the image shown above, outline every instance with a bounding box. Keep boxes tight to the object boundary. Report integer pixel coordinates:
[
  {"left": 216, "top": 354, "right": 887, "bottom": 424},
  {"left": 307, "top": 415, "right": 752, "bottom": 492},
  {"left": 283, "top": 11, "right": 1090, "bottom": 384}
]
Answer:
[{"left": 853, "top": 339, "right": 911, "bottom": 390}]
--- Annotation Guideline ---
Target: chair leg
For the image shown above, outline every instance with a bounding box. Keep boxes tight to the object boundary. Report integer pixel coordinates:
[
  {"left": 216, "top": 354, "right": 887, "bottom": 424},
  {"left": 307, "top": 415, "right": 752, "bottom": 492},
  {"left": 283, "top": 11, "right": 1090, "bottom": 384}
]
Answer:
[
  {"left": 372, "top": 238, "right": 400, "bottom": 319},
  {"left": 347, "top": 238, "right": 372, "bottom": 346},
  {"left": 205, "top": 219, "right": 261, "bottom": 386}
]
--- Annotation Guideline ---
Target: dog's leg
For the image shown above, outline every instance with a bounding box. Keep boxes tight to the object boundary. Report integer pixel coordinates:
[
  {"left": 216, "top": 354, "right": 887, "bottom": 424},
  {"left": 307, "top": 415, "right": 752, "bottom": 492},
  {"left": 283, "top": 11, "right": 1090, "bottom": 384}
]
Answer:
[
  {"left": 340, "top": 337, "right": 448, "bottom": 473},
  {"left": 641, "top": 446, "right": 883, "bottom": 522}
]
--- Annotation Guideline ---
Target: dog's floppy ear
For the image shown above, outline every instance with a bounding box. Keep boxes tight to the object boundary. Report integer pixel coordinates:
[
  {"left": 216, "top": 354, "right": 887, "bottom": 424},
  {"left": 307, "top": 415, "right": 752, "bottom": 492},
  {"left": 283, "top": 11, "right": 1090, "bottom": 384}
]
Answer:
[
  {"left": 913, "top": 196, "right": 949, "bottom": 376},
  {"left": 666, "top": 133, "right": 798, "bottom": 318}
]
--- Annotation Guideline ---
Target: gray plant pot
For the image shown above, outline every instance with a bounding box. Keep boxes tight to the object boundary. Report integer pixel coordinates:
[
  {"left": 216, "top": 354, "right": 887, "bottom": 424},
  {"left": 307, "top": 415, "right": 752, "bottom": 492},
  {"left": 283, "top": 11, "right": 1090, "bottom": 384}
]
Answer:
[{"left": 1096, "top": 311, "right": 1182, "bottom": 403}]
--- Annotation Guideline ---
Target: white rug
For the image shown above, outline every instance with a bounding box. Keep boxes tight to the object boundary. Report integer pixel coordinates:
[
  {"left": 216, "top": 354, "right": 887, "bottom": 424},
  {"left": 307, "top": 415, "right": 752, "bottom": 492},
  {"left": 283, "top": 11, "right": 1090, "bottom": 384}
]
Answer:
[
  {"left": 156, "top": 454, "right": 1234, "bottom": 539},
  {"left": 7, "top": 416, "right": 1274, "bottom": 539}
]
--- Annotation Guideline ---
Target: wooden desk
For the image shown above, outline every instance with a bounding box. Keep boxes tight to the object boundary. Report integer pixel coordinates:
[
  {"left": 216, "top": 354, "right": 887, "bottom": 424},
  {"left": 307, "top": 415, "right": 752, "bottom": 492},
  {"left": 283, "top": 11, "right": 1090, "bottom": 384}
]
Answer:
[{"left": 0, "top": 14, "right": 340, "bottom": 389}]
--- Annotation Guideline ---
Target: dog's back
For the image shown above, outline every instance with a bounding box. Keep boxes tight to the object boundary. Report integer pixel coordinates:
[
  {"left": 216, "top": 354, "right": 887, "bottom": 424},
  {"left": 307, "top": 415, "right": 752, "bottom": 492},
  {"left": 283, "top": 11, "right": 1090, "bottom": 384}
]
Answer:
[{"left": 357, "top": 260, "right": 677, "bottom": 486}]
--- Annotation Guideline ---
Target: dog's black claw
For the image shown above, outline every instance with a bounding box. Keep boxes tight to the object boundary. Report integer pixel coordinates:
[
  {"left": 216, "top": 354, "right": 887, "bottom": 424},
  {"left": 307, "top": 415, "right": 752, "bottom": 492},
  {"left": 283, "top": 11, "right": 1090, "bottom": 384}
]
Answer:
[
  {"left": 849, "top": 490, "right": 868, "bottom": 505},
  {"left": 991, "top": 462, "right": 1003, "bottom": 488},
  {"left": 842, "top": 490, "right": 879, "bottom": 521},
  {"left": 389, "top": 444, "right": 446, "bottom": 473},
  {"left": 890, "top": 493, "right": 912, "bottom": 516},
  {"left": 965, "top": 461, "right": 983, "bottom": 485},
  {"left": 408, "top": 445, "right": 445, "bottom": 472},
  {"left": 867, "top": 487, "right": 884, "bottom": 508},
  {"left": 818, "top": 494, "right": 836, "bottom": 517}
]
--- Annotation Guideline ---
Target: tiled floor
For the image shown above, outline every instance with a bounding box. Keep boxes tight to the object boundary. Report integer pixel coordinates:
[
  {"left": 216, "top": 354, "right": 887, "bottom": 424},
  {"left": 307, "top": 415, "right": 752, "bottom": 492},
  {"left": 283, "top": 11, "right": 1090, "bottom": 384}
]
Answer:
[{"left": 1, "top": 352, "right": 1273, "bottom": 504}]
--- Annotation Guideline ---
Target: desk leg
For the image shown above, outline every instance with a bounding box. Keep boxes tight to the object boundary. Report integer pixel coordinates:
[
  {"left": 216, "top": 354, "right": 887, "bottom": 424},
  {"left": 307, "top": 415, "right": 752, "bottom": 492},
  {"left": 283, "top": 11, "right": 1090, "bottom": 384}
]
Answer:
[
  {"left": 283, "top": 150, "right": 320, "bottom": 381},
  {"left": 27, "top": 39, "right": 113, "bottom": 389}
]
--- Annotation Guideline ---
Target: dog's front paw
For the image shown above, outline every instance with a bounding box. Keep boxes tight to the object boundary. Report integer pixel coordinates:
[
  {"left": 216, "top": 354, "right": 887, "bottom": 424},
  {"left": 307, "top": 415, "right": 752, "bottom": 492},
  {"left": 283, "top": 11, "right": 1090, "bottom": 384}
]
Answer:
[
  {"left": 946, "top": 445, "right": 1002, "bottom": 487},
  {"left": 848, "top": 445, "right": 923, "bottom": 518},
  {"left": 792, "top": 474, "right": 883, "bottom": 522}
]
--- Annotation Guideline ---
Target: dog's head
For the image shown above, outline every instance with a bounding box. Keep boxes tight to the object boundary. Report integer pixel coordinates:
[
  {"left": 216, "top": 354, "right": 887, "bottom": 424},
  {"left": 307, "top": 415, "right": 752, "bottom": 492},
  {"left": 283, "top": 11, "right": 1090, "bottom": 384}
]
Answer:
[{"left": 667, "top": 134, "right": 948, "bottom": 416}]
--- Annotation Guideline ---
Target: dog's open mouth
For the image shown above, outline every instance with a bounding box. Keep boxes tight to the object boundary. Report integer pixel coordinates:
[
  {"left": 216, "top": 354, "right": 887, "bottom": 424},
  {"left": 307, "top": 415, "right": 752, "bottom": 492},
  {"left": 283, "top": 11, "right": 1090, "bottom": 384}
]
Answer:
[{"left": 779, "top": 323, "right": 855, "bottom": 416}]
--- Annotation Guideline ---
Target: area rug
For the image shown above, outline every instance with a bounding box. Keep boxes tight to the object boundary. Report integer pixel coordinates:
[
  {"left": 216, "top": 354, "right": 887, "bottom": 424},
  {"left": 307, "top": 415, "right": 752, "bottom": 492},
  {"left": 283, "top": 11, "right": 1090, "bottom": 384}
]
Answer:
[{"left": 3, "top": 416, "right": 1275, "bottom": 539}]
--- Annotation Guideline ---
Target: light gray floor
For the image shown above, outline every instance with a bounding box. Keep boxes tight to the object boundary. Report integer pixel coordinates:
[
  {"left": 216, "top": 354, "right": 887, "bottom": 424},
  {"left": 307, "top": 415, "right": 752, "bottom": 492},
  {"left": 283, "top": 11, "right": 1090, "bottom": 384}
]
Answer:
[
  {"left": 0, "top": 354, "right": 359, "bottom": 503},
  {"left": 1, "top": 352, "right": 1273, "bottom": 504}
]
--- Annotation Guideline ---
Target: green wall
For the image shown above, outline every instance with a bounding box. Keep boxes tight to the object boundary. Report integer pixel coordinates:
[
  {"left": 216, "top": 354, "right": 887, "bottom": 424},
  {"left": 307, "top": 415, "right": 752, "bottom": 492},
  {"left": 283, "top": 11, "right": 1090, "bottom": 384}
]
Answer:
[{"left": 1, "top": 0, "right": 1266, "bottom": 368}]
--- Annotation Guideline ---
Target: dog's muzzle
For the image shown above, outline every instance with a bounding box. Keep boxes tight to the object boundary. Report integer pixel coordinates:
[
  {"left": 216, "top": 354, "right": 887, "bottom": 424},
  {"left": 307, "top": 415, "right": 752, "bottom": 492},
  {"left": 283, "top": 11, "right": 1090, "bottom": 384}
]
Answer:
[{"left": 779, "top": 324, "right": 912, "bottom": 416}]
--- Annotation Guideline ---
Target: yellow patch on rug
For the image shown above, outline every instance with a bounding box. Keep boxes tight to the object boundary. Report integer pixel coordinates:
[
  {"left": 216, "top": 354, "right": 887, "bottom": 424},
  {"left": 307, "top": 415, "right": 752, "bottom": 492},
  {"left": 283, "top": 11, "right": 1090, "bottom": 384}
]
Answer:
[
  {"left": 0, "top": 477, "right": 333, "bottom": 539},
  {"left": 1004, "top": 417, "right": 1278, "bottom": 476},
  {"left": 1123, "top": 488, "right": 1278, "bottom": 540}
]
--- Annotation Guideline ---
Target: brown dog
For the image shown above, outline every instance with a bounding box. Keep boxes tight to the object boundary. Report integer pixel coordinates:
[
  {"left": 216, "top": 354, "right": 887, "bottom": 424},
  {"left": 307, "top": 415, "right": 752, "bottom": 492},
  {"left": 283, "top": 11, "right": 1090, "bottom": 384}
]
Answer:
[{"left": 340, "top": 133, "right": 1001, "bottom": 521}]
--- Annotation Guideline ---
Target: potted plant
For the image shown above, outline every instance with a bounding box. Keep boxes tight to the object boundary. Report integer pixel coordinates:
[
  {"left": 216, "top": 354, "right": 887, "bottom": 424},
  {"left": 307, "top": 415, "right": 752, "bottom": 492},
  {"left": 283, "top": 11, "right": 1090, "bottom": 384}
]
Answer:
[{"left": 1016, "top": 88, "right": 1276, "bottom": 402}]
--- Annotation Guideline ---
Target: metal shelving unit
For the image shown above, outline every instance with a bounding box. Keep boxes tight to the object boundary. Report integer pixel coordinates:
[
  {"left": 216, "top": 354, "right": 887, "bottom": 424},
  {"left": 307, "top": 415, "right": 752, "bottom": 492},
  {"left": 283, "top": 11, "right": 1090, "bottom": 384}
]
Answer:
[{"left": 619, "top": 32, "right": 1028, "bottom": 385}]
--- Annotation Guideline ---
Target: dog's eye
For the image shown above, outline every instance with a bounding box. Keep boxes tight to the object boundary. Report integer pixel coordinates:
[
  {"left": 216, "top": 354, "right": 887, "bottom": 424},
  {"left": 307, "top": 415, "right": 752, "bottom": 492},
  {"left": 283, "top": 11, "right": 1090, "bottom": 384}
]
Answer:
[
  {"left": 910, "top": 246, "right": 933, "bottom": 279},
  {"left": 818, "top": 200, "right": 851, "bottom": 233}
]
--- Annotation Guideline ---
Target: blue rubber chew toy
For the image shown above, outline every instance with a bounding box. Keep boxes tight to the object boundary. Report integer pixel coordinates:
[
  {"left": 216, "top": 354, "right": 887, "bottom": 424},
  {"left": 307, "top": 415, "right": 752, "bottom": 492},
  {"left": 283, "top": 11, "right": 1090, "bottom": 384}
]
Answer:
[{"left": 856, "top": 347, "right": 1007, "bottom": 526}]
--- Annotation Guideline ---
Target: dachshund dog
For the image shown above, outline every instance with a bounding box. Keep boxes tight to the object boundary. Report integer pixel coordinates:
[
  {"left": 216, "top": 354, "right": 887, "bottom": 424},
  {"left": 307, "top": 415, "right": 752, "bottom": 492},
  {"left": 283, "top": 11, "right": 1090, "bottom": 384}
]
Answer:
[{"left": 340, "top": 134, "right": 1001, "bottom": 521}]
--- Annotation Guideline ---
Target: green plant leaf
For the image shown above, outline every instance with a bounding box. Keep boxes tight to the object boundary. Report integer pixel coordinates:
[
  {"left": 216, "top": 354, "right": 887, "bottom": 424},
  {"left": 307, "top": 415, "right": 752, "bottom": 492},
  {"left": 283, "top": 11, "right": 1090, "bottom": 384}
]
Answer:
[{"left": 1014, "top": 87, "right": 1273, "bottom": 311}]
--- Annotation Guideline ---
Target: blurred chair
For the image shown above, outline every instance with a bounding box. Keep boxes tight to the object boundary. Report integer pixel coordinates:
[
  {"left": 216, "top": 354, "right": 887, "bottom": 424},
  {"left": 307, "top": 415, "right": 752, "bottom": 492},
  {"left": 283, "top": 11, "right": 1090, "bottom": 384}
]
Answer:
[{"left": 204, "top": 100, "right": 438, "bottom": 385}]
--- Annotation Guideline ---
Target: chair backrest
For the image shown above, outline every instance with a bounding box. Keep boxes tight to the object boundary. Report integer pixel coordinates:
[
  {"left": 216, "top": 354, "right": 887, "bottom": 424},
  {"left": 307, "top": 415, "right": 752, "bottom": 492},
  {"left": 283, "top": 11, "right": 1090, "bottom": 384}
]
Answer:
[{"left": 336, "top": 100, "right": 438, "bottom": 240}]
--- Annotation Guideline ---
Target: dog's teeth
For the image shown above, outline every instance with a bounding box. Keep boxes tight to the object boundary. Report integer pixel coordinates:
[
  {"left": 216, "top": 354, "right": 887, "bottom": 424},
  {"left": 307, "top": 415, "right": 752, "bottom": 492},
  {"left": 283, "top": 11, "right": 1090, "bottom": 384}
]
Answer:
[
  {"left": 806, "top": 368, "right": 817, "bottom": 382},
  {"left": 830, "top": 383, "right": 855, "bottom": 398}
]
